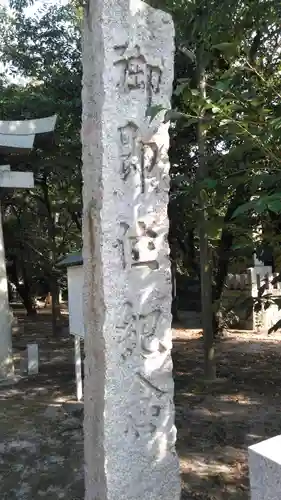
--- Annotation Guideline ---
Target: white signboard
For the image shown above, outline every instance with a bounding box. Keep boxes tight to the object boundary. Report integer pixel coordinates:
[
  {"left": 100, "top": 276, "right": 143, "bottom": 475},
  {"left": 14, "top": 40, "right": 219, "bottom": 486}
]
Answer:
[{"left": 67, "top": 265, "right": 84, "bottom": 338}]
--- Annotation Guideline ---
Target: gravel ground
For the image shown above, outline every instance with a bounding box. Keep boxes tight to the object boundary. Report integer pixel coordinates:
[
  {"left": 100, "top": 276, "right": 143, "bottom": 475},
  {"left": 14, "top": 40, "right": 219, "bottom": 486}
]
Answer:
[{"left": 1, "top": 311, "right": 281, "bottom": 499}]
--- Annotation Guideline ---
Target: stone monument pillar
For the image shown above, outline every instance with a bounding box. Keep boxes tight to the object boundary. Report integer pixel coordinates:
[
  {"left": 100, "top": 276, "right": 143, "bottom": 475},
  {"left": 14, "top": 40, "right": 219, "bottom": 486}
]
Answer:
[{"left": 82, "top": 1, "right": 180, "bottom": 499}]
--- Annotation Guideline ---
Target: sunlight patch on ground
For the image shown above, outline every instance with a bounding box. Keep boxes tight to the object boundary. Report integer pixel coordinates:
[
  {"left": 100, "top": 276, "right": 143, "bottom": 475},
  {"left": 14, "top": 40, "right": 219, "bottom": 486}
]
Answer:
[
  {"left": 217, "top": 394, "right": 261, "bottom": 405},
  {"left": 181, "top": 457, "right": 233, "bottom": 477}
]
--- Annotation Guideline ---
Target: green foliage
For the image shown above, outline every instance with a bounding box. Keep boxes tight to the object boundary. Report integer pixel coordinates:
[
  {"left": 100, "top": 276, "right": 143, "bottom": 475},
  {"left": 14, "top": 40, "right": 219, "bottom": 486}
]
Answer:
[
  {"left": 0, "top": 2, "right": 82, "bottom": 311},
  {"left": 149, "top": 0, "right": 281, "bottom": 339},
  {"left": 2, "top": 0, "right": 281, "bottom": 337}
]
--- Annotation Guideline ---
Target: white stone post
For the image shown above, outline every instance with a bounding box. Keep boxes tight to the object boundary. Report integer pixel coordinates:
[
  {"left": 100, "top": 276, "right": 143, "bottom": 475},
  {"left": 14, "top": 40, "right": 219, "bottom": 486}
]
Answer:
[
  {"left": 82, "top": 1, "right": 180, "bottom": 499},
  {"left": 74, "top": 336, "right": 83, "bottom": 401},
  {"left": 249, "top": 435, "right": 281, "bottom": 499},
  {"left": 27, "top": 343, "right": 39, "bottom": 375},
  {"left": 0, "top": 206, "right": 14, "bottom": 381}
]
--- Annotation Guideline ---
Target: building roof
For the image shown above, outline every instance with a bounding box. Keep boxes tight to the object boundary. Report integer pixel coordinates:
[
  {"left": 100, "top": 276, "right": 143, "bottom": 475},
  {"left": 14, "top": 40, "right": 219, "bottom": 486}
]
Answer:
[{"left": 58, "top": 251, "right": 83, "bottom": 267}]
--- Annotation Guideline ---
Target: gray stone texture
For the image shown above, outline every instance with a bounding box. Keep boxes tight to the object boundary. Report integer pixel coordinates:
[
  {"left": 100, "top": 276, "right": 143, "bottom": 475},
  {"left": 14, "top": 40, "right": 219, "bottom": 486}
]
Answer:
[
  {"left": 82, "top": 0, "right": 180, "bottom": 499},
  {"left": 249, "top": 435, "right": 281, "bottom": 500}
]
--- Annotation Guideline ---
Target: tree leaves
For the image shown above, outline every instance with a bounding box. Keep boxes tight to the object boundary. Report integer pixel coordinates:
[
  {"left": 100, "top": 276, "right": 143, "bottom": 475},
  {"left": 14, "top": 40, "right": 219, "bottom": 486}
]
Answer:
[
  {"left": 212, "top": 42, "right": 240, "bottom": 58},
  {"left": 232, "top": 194, "right": 281, "bottom": 218},
  {"left": 146, "top": 105, "right": 198, "bottom": 126},
  {"left": 152, "top": 0, "right": 281, "bottom": 322},
  {"left": 145, "top": 104, "right": 165, "bottom": 122}
]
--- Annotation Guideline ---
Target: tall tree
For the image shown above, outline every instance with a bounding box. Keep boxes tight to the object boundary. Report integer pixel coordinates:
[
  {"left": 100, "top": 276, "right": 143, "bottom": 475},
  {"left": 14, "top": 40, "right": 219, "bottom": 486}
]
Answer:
[{"left": 149, "top": 0, "right": 281, "bottom": 376}]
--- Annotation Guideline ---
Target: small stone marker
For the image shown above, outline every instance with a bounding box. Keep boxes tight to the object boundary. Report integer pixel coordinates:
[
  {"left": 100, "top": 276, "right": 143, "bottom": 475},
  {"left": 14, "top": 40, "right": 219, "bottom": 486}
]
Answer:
[
  {"left": 74, "top": 336, "right": 83, "bottom": 401},
  {"left": 27, "top": 343, "right": 39, "bottom": 375},
  {"left": 249, "top": 435, "right": 281, "bottom": 499},
  {"left": 82, "top": 0, "right": 180, "bottom": 499}
]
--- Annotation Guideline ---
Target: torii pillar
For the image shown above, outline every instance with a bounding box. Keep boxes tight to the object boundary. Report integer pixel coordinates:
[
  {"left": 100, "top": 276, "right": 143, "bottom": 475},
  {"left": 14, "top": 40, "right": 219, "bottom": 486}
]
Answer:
[
  {"left": 0, "top": 114, "right": 57, "bottom": 383},
  {"left": 0, "top": 166, "right": 34, "bottom": 381}
]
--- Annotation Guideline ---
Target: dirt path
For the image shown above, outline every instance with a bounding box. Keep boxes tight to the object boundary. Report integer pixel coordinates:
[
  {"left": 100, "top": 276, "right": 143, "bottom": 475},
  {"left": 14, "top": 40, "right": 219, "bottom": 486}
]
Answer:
[
  {"left": 1, "top": 312, "right": 281, "bottom": 499},
  {"left": 175, "top": 328, "right": 281, "bottom": 499},
  {"left": 0, "top": 313, "right": 83, "bottom": 499}
]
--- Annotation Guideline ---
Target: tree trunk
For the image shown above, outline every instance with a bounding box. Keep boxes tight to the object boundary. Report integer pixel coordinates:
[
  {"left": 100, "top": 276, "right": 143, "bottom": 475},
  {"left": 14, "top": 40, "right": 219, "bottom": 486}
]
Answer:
[
  {"left": 212, "top": 185, "right": 249, "bottom": 336},
  {"left": 50, "top": 278, "right": 61, "bottom": 336},
  {"left": 197, "top": 61, "right": 216, "bottom": 380},
  {"left": 171, "top": 259, "right": 179, "bottom": 322},
  {"left": 18, "top": 285, "right": 37, "bottom": 316},
  {"left": 212, "top": 227, "right": 233, "bottom": 337},
  {"left": 41, "top": 179, "right": 61, "bottom": 336},
  {"left": 8, "top": 255, "right": 37, "bottom": 316},
  {"left": 19, "top": 258, "right": 37, "bottom": 316},
  {"left": 186, "top": 229, "right": 199, "bottom": 277}
]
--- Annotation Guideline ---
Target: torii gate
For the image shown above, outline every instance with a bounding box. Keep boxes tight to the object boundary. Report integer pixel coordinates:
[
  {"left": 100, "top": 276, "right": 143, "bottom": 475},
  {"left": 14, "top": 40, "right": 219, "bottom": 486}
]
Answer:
[{"left": 0, "top": 115, "right": 57, "bottom": 383}]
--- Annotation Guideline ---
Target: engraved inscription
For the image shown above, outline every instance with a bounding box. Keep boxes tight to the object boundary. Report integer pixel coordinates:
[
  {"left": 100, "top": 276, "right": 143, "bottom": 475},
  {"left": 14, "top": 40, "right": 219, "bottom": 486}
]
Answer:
[
  {"left": 124, "top": 57, "right": 146, "bottom": 90},
  {"left": 114, "top": 44, "right": 162, "bottom": 106},
  {"left": 119, "top": 123, "right": 139, "bottom": 181},
  {"left": 119, "top": 220, "right": 159, "bottom": 270},
  {"left": 116, "top": 301, "right": 137, "bottom": 361},
  {"left": 117, "top": 303, "right": 176, "bottom": 443},
  {"left": 126, "top": 374, "right": 175, "bottom": 443},
  {"left": 114, "top": 45, "right": 146, "bottom": 91},
  {"left": 118, "top": 122, "right": 166, "bottom": 194},
  {"left": 125, "top": 374, "right": 166, "bottom": 438},
  {"left": 142, "top": 143, "right": 170, "bottom": 194},
  {"left": 116, "top": 222, "right": 129, "bottom": 269},
  {"left": 142, "top": 141, "right": 158, "bottom": 173},
  {"left": 147, "top": 65, "right": 161, "bottom": 107},
  {"left": 139, "top": 309, "right": 166, "bottom": 357},
  {"left": 141, "top": 141, "right": 158, "bottom": 193},
  {"left": 117, "top": 304, "right": 170, "bottom": 363}
]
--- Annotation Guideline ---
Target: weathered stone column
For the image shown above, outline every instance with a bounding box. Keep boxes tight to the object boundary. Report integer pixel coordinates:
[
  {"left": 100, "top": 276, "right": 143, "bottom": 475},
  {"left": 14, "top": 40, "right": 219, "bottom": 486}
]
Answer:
[
  {"left": 0, "top": 206, "right": 14, "bottom": 381},
  {"left": 82, "top": 1, "right": 180, "bottom": 499}
]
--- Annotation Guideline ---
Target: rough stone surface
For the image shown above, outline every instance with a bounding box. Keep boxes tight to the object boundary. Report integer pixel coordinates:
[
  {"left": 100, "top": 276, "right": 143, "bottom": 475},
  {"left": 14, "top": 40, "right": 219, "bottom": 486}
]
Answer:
[
  {"left": 249, "top": 435, "right": 281, "bottom": 499},
  {"left": 82, "top": 1, "right": 180, "bottom": 499}
]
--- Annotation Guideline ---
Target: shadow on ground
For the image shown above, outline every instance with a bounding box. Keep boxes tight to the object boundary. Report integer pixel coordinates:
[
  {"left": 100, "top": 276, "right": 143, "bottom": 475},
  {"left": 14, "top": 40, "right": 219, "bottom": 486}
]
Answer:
[
  {"left": 1, "top": 311, "right": 281, "bottom": 499},
  {"left": 0, "top": 311, "right": 84, "bottom": 500},
  {"left": 175, "top": 329, "right": 281, "bottom": 499}
]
